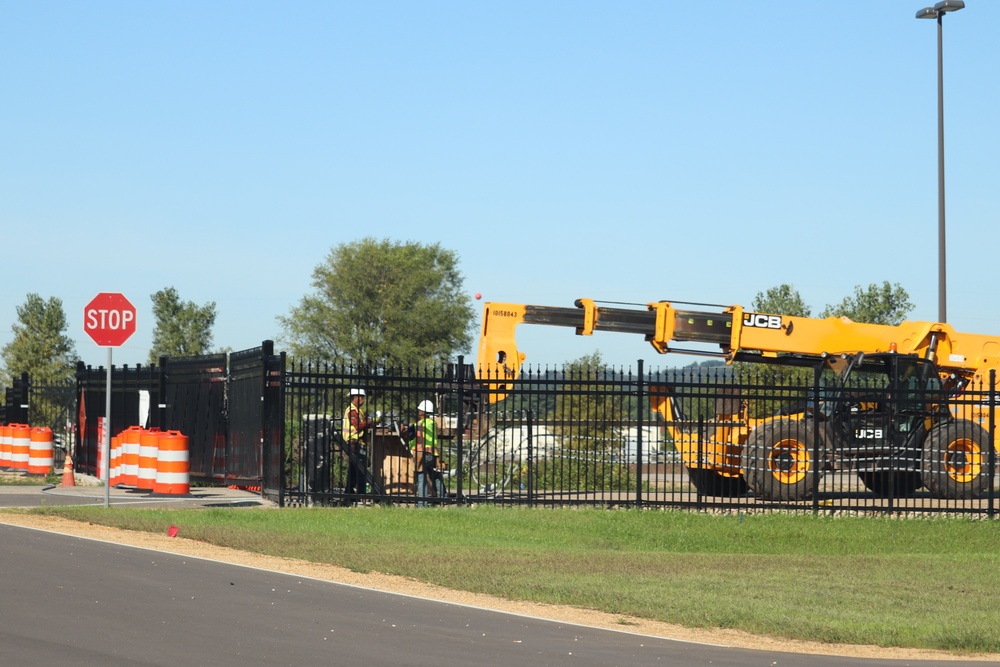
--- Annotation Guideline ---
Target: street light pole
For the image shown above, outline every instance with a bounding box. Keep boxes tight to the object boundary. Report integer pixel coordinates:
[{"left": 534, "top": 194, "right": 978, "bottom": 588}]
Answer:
[{"left": 916, "top": 0, "right": 964, "bottom": 324}]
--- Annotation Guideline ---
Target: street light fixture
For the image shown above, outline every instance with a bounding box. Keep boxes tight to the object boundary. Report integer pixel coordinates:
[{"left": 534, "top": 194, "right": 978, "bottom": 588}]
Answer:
[{"left": 916, "top": 0, "right": 964, "bottom": 324}]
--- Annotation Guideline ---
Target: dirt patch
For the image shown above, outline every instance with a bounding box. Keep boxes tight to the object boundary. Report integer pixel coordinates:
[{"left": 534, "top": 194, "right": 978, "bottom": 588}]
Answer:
[{"left": 1, "top": 512, "right": 994, "bottom": 662}]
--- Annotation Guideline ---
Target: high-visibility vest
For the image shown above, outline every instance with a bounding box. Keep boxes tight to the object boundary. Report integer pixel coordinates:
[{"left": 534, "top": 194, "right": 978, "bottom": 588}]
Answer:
[
  {"left": 409, "top": 417, "right": 438, "bottom": 456},
  {"left": 342, "top": 403, "right": 368, "bottom": 443}
]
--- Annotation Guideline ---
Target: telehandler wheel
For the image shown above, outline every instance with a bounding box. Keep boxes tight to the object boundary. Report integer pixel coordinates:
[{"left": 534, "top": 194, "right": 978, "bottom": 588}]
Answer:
[
  {"left": 686, "top": 467, "right": 748, "bottom": 498},
  {"left": 921, "top": 420, "right": 992, "bottom": 499},
  {"left": 742, "top": 419, "right": 819, "bottom": 501},
  {"left": 857, "top": 470, "right": 922, "bottom": 498}
]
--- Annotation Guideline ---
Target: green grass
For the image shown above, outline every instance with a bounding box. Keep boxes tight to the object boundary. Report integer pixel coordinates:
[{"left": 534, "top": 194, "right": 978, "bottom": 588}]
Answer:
[
  {"left": 0, "top": 472, "right": 58, "bottom": 486},
  {"left": 15, "top": 504, "right": 1000, "bottom": 655}
]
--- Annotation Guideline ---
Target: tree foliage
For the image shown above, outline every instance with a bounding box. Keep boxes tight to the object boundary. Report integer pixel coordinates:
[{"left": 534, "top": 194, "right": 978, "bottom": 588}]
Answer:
[
  {"left": 1, "top": 294, "right": 78, "bottom": 428},
  {"left": 148, "top": 287, "right": 217, "bottom": 364},
  {"left": 1, "top": 293, "right": 78, "bottom": 389},
  {"left": 752, "top": 284, "right": 811, "bottom": 317},
  {"left": 739, "top": 281, "right": 913, "bottom": 392},
  {"left": 818, "top": 282, "right": 914, "bottom": 326},
  {"left": 551, "top": 352, "right": 626, "bottom": 451},
  {"left": 278, "top": 238, "right": 475, "bottom": 369}
]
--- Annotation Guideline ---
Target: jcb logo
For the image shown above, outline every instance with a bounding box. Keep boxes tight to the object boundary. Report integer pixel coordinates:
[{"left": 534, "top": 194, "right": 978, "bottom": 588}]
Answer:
[
  {"left": 854, "top": 428, "right": 884, "bottom": 439},
  {"left": 742, "top": 313, "right": 782, "bottom": 329}
]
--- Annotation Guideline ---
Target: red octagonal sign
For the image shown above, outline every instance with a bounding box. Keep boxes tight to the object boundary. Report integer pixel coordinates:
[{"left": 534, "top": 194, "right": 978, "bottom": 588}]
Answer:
[{"left": 84, "top": 292, "right": 137, "bottom": 347}]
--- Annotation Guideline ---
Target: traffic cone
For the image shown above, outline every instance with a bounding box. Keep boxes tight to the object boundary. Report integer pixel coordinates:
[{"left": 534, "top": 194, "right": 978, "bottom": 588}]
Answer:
[{"left": 61, "top": 452, "right": 76, "bottom": 487}]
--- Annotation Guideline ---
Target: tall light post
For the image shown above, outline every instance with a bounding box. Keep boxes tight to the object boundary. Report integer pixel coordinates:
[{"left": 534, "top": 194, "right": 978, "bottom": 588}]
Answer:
[{"left": 916, "top": 0, "right": 964, "bottom": 324}]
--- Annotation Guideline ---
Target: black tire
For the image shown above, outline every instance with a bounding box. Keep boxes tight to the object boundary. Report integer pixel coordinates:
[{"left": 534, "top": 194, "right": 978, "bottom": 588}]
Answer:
[
  {"left": 686, "top": 467, "right": 748, "bottom": 497},
  {"left": 921, "top": 420, "right": 993, "bottom": 499},
  {"left": 742, "top": 419, "right": 820, "bottom": 501},
  {"left": 857, "top": 471, "right": 922, "bottom": 498}
]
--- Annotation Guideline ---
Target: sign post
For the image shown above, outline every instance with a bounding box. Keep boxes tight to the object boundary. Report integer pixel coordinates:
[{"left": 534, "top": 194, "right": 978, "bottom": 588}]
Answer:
[{"left": 83, "top": 293, "right": 137, "bottom": 507}]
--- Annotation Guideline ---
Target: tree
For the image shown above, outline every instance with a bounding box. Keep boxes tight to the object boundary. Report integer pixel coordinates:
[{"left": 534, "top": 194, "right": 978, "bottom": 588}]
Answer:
[
  {"left": 148, "top": 287, "right": 217, "bottom": 364},
  {"left": 752, "top": 284, "right": 811, "bottom": 317},
  {"left": 551, "top": 352, "right": 624, "bottom": 450},
  {"left": 1, "top": 293, "right": 78, "bottom": 387},
  {"left": 1, "top": 294, "right": 78, "bottom": 427},
  {"left": 739, "top": 285, "right": 812, "bottom": 386},
  {"left": 819, "top": 282, "right": 914, "bottom": 326},
  {"left": 278, "top": 238, "right": 475, "bottom": 369}
]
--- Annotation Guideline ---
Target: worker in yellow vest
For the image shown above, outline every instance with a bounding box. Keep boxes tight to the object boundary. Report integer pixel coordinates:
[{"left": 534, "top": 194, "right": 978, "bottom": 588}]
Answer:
[
  {"left": 342, "top": 388, "right": 372, "bottom": 503},
  {"left": 403, "top": 399, "right": 443, "bottom": 507}
]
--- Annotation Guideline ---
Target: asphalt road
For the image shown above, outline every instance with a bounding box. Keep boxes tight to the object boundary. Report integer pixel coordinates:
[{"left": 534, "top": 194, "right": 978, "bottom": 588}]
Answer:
[{"left": 0, "top": 520, "right": 987, "bottom": 667}]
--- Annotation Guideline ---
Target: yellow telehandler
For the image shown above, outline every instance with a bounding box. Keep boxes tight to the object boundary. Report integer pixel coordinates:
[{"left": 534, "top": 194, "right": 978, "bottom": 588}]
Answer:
[{"left": 476, "top": 299, "right": 997, "bottom": 501}]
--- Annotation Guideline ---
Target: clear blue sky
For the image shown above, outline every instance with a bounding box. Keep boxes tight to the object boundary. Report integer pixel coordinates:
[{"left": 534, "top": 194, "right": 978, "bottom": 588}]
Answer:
[{"left": 2, "top": 1, "right": 997, "bottom": 371}]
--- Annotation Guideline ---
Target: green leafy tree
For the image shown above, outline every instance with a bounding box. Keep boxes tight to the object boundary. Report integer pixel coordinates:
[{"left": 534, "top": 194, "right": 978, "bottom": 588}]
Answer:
[
  {"left": 148, "top": 287, "right": 217, "bottom": 364},
  {"left": 819, "top": 281, "right": 914, "bottom": 325},
  {"left": 1, "top": 293, "right": 78, "bottom": 387},
  {"left": 1, "top": 294, "right": 78, "bottom": 427},
  {"left": 739, "top": 285, "right": 812, "bottom": 387},
  {"left": 552, "top": 352, "right": 624, "bottom": 449},
  {"left": 278, "top": 238, "right": 475, "bottom": 369},
  {"left": 752, "top": 284, "right": 811, "bottom": 317}
]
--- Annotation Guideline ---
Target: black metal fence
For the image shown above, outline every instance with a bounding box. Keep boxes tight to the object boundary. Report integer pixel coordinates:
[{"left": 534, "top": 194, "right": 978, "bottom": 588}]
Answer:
[
  {"left": 281, "top": 356, "right": 999, "bottom": 516},
  {"left": 2, "top": 371, "right": 76, "bottom": 470},
  {"left": 9, "top": 346, "right": 999, "bottom": 517},
  {"left": 71, "top": 342, "right": 281, "bottom": 490}
]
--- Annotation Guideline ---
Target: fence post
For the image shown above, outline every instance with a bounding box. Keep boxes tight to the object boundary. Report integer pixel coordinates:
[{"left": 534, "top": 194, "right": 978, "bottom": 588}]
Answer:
[
  {"left": 696, "top": 415, "right": 704, "bottom": 510},
  {"left": 157, "top": 356, "right": 168, "bottom": 432},
  {"left": 810, "top": 362, "right": 821, "bottom": 514},
  {"left": 260, "top": 340, "right": 285, "bottom": 504},
  {"left": 16, "top": 372, "right": 29, "bottom": 425},
  {"left": 455, "top": 355, "right": 466, "bottom": 505},
  {"left": 526, "top": 408, "right": 534, "bottom": 507},
  {"left": 635, "top": 360, "right": 644, "bottom": 509},
  {"left": 990, "top": 370, "right": 996, "bottom": 519}
]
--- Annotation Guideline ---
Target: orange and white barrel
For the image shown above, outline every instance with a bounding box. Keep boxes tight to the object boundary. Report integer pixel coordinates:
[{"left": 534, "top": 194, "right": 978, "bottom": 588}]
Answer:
[
  {"left": 119, "top": 425, "right": 144, "bottom": 487},
  {"left": 109, "top": 434, "right": 121, "bottom": 486},
  {"left": 154, "top": 430, "right": 190, "bottom": 495},
  {"left": 10, "top": 424, "right": 31, "bottom": 471},
  {"left": 137, "top": 428, "right": 160, "bottom": 491},
  {"left": 0, "top": 424, "right": 12, "bottom": 468},
  {"left": 28, "top": 426, "right": 54, "bottom": 475},
  {"left": 96, "top": 432, "right": 103, "bottom": 480}
]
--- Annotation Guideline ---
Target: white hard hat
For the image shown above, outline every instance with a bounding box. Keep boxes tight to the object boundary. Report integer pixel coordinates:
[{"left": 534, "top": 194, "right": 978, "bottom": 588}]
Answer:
[
  {"left": 349, "top": 388, "right": 366, "bottom": 397},
  {"left": 417, "top": 399, "right": 434, "bottom": 414}
]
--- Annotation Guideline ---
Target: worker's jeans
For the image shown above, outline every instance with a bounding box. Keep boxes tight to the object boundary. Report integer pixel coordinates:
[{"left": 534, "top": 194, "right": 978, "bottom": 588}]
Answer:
[
  {"left": 416, "top": 454, "right": 444, "bottom": 507},
  {"left": 346, "top": 443, "right": 367, "bottom": 501}
]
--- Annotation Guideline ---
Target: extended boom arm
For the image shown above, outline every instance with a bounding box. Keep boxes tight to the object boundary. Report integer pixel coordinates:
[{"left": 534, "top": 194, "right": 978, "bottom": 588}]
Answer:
[{"left": 478, "top": 298, "right": 1000, "bottom": 398}]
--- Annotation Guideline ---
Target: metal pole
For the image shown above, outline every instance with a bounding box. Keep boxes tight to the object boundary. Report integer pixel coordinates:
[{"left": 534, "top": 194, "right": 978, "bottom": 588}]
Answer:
[
  {"left": 918, "top": 2, "right": 963, "bottom": 321},
  {"left": 104, "top": 348, "right": 112, "bottom": 508},
  {"left": 936, "top": 13, "right": 947, "bottom": 323}
]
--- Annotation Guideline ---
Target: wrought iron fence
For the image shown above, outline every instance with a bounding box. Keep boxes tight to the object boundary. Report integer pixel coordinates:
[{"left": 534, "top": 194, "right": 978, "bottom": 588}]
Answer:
[
  {"left": 10, "top": 346, "right": 997, "bottom": 517},
  {"left": 282, "top": 356, "right": 999, "bottom": 516}
]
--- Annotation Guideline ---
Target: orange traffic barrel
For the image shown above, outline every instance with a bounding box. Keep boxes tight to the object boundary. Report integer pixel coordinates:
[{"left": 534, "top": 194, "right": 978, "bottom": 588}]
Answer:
[
  {"left": 119, "top": 425, "right": 144, "bottom": 487},
  {"left": 28, "top": 426, "right": 54, "bottom": 475},
  {"left": 0, "top": 424, "right": 11, "bottom": 468},
  {"left": 137, "top": 428, "right": 161, "bottom": 491},
  {"left": 109, "top": 434, "right": 121, "bottom": 486},
  {"left": 10, "top": 424, "right": 31, "bottom": 471},
  {"left": 154, "top": 430, "right": 190, "bottom": 495}
]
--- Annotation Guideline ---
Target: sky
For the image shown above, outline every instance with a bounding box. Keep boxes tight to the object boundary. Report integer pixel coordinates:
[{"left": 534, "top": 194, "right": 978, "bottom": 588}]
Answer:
[{"left": 2, "top": 1, "right": 997, "bottom": 373}]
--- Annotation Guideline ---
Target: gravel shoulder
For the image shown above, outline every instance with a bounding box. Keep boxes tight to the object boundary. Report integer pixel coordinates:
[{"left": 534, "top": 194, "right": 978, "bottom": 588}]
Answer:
[{"left": 1, "top": 512, "right": 995, "bottom": 663}]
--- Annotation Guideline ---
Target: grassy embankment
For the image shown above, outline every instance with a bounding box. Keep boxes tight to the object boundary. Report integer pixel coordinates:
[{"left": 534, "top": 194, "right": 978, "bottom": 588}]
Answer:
[{"left": 13, "top": 502, "right": 1000, "bottom": 655}]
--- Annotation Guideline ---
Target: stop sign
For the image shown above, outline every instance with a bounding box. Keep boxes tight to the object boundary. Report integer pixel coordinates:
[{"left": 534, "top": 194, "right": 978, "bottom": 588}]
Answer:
[{"left": 84, "top": 293, "right": 137, "bottom": 347}]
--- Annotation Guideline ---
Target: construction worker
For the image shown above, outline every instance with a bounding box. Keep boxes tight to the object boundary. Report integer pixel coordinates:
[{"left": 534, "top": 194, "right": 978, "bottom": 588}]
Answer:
[
  {"left": 342, "top": 388, "right": 372, "bottom": 504},
  {"left": 403, "top": 399, "right": 443, "bottom": 507}
]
